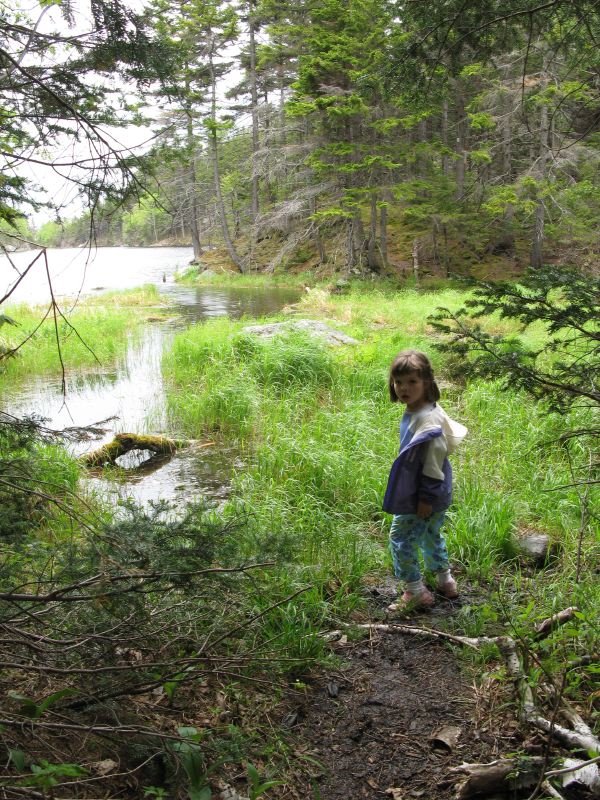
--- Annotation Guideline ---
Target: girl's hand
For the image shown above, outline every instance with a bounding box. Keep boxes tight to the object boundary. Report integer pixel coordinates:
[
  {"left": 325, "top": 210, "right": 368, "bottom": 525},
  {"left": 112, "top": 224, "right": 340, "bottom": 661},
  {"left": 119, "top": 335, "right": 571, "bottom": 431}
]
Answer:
[{"left": 416, "top": 500, "right": 433, "bottom": 519}]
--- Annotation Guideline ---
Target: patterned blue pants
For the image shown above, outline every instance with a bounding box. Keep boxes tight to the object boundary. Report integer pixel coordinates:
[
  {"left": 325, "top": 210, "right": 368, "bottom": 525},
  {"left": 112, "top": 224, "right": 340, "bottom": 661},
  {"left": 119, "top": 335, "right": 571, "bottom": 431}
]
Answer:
[{"left": 389, "top": 511, "right": 450, "bottom": 583}]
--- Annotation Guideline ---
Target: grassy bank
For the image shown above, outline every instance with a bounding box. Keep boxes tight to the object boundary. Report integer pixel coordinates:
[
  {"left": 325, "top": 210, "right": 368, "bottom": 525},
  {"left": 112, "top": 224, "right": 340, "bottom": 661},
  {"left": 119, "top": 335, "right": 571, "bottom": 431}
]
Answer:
[
  {"left": 175, "top": 262, "right": 317, "bottom": 289},
  {"left": 0, "top": 285, "right": 164, "bottom": 380},
  {"left": 164, "top": 281, "right": 598, "bottom": 701}
]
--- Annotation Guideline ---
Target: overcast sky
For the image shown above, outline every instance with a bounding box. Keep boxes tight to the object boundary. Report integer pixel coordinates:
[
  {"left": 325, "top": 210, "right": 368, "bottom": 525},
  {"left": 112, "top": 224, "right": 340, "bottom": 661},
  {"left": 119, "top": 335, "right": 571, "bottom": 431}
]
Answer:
[{"left": 18, "top": 0, "right": 246, "bottom": 227}]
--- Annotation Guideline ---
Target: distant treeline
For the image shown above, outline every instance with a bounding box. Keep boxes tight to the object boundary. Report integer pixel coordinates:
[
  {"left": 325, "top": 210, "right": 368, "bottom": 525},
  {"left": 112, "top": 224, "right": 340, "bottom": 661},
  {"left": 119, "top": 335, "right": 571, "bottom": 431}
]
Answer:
[
  {"left": 8, "top": 2, "right": 600, "bottom": 274},
  {"left": 35, "top": 203, "right": 191, "bottom": 249}
]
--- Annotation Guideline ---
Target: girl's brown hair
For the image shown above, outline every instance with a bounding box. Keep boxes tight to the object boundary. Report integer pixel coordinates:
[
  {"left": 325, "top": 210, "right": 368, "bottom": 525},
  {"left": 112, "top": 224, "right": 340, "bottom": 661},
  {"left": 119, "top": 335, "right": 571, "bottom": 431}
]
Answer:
[{"left": 388, "top": 350, "right": 441, "bottom": 403}]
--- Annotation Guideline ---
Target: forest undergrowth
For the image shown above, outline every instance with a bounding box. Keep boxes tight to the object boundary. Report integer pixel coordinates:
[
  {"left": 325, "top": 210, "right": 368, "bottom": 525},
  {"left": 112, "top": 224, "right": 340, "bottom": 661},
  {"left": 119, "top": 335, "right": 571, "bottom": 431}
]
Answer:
[{"left": 0, "top": 278, "right": 597, "bottom": 799}]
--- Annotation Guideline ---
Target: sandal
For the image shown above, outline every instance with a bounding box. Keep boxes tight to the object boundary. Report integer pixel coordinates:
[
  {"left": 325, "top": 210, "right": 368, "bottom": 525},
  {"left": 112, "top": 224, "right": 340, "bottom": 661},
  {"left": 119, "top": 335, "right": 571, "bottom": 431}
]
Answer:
[{"left": 387, "top": 587, "right": 434, "bottom": 612}]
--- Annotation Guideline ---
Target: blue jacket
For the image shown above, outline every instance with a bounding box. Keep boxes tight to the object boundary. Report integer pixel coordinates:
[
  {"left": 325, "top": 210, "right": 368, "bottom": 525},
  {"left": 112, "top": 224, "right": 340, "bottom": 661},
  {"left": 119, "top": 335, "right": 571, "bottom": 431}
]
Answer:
[{"left": 382, "top": 404, "right": 467, "bottom": 515}]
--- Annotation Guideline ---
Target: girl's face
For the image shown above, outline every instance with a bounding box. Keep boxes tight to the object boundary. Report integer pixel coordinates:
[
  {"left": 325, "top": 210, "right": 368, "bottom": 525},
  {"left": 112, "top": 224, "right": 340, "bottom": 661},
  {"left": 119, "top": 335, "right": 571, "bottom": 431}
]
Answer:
[{"left": 393, "top": 370, "right": 428, "bottom": 411}]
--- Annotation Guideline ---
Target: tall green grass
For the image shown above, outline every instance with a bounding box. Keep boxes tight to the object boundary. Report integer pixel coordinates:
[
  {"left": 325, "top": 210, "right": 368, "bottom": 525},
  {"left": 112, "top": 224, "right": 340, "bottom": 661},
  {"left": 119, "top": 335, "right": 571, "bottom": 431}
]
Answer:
[
  {"left": 1, "top": 286, "right": 161, "bottom": 379},
  {"left": 163, "top": 284, "right": 598, "bottom": 612},
  {"left": 162, "top": 281, "right": 598, "bottom": 725}
]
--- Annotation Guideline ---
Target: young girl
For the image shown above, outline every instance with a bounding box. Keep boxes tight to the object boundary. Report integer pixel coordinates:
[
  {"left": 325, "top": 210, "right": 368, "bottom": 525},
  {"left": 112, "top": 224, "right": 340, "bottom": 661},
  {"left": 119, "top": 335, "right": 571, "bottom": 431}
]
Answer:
[{"left": 383, "top": 350, "right": 467, "bottom": 610}]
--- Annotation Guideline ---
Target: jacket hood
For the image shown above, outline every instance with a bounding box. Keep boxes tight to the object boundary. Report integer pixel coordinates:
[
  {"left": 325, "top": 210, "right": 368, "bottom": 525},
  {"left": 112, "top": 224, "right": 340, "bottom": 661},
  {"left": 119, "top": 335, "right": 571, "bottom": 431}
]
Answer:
[{"left": 408, "top": 403, "right": 467, "bottom": 454}]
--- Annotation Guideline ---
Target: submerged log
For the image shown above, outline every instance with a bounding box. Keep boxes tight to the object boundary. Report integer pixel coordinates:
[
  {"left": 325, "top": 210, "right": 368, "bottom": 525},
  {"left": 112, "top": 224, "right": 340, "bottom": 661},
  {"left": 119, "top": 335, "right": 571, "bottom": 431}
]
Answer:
[{"left": 81, "top": 433, "right": 188, "bottom": 468}]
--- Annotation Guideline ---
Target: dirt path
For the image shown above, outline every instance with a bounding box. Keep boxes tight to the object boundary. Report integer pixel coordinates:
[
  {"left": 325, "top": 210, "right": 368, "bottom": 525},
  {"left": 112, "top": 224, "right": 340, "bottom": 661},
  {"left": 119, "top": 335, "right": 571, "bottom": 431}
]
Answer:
[{"left": 289, "top": 586, "right": 530, "bottom": 800}]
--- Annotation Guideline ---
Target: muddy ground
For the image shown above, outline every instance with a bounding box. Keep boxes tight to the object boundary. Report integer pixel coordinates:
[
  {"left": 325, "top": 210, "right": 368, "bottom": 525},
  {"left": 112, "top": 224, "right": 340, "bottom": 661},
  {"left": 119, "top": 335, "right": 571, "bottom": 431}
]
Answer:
[{"left": 285, "top": 584, "right": 548, "bottom": 800}]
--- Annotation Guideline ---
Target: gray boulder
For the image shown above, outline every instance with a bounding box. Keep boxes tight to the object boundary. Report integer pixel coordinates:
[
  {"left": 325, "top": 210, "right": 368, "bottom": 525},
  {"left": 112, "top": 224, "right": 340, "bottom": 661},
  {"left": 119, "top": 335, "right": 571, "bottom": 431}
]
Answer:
[
  {"left": 514, "top": 532, "right": 559, "bottom": 567},
  {"left": 242, "top": 319, "right": 359, "bottom": 346}
]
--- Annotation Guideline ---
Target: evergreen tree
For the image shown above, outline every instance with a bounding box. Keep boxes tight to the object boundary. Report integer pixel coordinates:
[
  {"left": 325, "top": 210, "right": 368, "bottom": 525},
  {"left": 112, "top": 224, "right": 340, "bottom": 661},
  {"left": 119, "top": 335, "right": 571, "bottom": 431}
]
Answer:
[{"left": 0, "top": 0, "right": 173, "bottom": 239}]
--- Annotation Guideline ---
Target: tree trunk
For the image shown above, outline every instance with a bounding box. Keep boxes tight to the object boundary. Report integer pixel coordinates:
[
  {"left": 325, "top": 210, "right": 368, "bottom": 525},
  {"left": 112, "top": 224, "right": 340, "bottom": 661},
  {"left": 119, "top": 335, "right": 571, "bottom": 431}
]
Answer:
[
  {"left": 278, "top": 63, "right": 286, "bottom": 147},
  {"left": 443, "top": 223, "right": 450, "bottom": 277},
  {"left": 248, "top": 0, "right": 260, "bottom": 222},
  {"left": 454, "top": 85, "right": 466, "bottom": 201},
  {"left": 309, "top": 196, "right": 326, "bottom": 263},
  {"left": 367, "top": 192, "right": 379, "bottom": 270},
  {"left": 352, "top": 208, "right": 365, "bottom": 268},
  {"left": 431, "top": 218, "right": 439, "bottom": 269},
  {"left": 501, "top": 92, "right": 512, "bottom": 180},
  {"left": 530, "top": 52, "right": 550, "bottom": 269},
  {"left": 185, "top": 82, "right": 203, "bottom": 261},
  {"left": 262, "top": 101, "right": 276, "bottom": 204},
  {"left": 209, "top": 54, "right": 245, "bottom": 273},
  {"left": 346, "top": 218, "right": 355, "bottom": 273},
  {"left": 188, "top": 158, "right": 202, "bottom": 259},
  {"left": 417, "top": 117, "right": 427, "bottom": 178},
  {"left": 380, "top": 203, "right": 388, "bottom": 267},
  {"left": 441, "top": 100, "right": 450, "bottom": 176},
  {"left": 412, "top": 238, "right": 420, "bottom": 285}
]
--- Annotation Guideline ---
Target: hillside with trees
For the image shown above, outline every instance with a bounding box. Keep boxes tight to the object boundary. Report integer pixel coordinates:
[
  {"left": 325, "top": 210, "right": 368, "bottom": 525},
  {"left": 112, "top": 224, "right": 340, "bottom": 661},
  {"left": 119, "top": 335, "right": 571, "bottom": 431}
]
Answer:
[{"left": 31, "top": 0, "right": 600, "bottom": 280}]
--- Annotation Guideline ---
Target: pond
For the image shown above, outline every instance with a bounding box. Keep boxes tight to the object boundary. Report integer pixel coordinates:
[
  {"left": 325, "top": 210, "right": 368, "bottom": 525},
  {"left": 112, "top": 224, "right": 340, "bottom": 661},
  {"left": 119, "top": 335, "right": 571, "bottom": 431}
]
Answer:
[{"left": 1, "top": 247, "right": 300, "bottom": 508}]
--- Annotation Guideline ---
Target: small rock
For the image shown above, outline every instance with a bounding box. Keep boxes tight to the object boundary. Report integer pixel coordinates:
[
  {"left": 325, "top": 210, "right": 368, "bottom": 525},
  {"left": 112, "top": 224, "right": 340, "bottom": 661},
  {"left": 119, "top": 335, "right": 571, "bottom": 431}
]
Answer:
[
  {"left": 514, "top": 532, "right": 558, "bottom": 566},
  {"left": 199, "top": 268, "right": 218, "bottom": 279}
]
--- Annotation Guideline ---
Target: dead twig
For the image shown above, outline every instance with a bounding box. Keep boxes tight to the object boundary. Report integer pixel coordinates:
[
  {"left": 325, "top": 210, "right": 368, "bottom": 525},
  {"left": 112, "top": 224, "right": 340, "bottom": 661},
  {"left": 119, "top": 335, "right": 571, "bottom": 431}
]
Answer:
[{"left": 545, "top": 754, "right": 600, "bottom": 777}]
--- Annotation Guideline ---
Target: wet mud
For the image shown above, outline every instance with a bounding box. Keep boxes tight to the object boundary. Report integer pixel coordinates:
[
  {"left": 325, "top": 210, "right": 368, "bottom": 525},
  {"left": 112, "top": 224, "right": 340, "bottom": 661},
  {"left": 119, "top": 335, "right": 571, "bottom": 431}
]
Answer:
[{"left": 288, "top": 587, "right": 533, "bottom": 800}]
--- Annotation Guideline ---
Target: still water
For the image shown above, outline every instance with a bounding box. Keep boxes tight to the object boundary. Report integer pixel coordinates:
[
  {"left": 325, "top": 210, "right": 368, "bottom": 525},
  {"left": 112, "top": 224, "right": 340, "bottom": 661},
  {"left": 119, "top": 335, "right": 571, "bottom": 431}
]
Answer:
[
  {"left": 1, "top": 247, "right": 299, "bottom": 508},
  {"left": 1, "top": 246, "right": 194, "bottom": 305}
]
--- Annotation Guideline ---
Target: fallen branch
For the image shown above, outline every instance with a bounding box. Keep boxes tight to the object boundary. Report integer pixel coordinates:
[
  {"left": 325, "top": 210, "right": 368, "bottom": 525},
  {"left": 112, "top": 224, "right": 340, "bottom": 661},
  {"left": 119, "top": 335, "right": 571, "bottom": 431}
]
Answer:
[
  {"left": 0, "top": 562, "right": 275, "bottom": 603},
  {"left": 533, "top": 607, "right": 578, "bottom": 639},
  {"left": 497, "top": 636, "right": 600, "bottom": 755},
  {"left": 81, "top": 432, "right": 190, "bottom": 467},
  {"left": 541, "top": 779, "right": 566, "bottom": 799},
  {"left": 329, "top": 622, "right": 495, "bottom": 650}
]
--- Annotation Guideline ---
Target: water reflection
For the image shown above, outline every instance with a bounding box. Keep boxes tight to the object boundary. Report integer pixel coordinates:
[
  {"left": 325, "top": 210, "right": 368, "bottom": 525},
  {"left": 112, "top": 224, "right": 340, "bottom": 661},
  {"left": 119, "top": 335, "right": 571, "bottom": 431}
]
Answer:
[
  {"left": 87, "top": 446, "right": 243, "bottom": 509},
  {"left": 3, "top": 264, "right": 299, "bottom": 509},
  {"left": 4, "top": 325, "right": 168, "bottom": 445},
  {"left": 158, "top": 284, "right": 300, "bottom": 327}
]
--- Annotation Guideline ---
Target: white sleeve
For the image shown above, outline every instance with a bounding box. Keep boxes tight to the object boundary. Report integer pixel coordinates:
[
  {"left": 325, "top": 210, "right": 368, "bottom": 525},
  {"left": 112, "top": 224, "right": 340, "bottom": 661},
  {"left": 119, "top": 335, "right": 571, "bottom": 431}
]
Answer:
[{"left": 422, "top": 436, "right": 447, "bottom": 481}]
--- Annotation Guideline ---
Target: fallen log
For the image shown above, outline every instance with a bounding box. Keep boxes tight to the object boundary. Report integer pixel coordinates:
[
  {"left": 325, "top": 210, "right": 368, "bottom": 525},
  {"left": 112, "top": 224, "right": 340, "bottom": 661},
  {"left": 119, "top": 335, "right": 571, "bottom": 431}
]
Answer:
[
  {"left": 448, "top": 757, "right": 545, "bottom": 798},
  {"left": 81, "top": 433, "right": 190, "bottom": 468}
]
